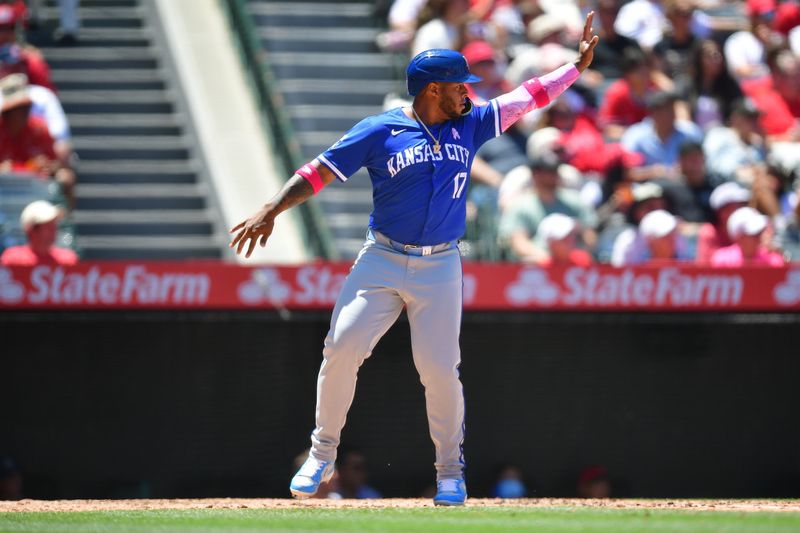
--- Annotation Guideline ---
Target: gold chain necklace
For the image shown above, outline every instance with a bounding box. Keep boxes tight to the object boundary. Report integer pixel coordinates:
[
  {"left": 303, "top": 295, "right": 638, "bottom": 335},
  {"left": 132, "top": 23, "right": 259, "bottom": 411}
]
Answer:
[{"left": 411, "top": 106, "right": 442, "bottom": 154}]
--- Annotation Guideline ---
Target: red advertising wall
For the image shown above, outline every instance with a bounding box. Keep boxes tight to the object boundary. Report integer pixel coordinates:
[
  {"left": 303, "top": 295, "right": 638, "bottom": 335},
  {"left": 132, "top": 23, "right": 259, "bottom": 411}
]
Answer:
[{"left": 1, "top": 261, "right": 799, "bottom": 311}]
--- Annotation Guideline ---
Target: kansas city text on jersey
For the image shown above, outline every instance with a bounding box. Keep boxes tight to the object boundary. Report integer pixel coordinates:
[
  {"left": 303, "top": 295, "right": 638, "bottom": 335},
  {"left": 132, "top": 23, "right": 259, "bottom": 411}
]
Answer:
[{"left": 386, "top": 142, "right": 471, "bottom": 178}]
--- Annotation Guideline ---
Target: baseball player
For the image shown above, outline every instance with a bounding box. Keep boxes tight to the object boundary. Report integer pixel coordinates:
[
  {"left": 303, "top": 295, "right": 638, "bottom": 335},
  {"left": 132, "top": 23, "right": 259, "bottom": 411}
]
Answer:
[{"left": 230, "top": 13, "right": 598, "bottom": 506}]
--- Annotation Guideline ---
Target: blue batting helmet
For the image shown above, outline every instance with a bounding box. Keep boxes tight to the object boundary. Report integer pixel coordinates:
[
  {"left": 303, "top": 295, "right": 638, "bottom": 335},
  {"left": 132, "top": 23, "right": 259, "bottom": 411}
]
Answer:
[{"left": 406, "top": 49, "right": 482, "bottom": 96}]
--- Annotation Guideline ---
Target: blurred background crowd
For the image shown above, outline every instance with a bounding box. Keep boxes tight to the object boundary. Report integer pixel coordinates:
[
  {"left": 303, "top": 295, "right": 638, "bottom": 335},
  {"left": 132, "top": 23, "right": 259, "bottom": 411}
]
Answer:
[
  {"left": 1, "top": 0, "right": 799, "bottom": 267},
  {"left": 376, "top": 0, "right": 800, "bottom": 266},
  {"left": 0, "top": 0, "right": 77, "bottom": 267}
]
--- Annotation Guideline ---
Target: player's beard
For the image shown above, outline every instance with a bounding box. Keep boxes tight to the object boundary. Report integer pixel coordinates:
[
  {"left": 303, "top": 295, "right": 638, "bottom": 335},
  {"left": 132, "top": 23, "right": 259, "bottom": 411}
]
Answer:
[{"left": 438, "top": 95, "right": 467, "bottom": 120}]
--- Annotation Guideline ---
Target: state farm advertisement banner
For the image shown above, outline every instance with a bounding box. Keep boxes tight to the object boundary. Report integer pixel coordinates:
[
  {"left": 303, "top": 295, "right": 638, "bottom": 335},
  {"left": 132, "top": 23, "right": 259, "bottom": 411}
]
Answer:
[{"left": 1, "top": 261, "right": 799, "bottom": 311}]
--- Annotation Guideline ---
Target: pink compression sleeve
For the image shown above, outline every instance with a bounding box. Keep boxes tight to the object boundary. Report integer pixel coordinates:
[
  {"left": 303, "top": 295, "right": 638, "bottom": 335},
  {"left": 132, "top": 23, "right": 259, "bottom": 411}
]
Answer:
[
  {"left": 296, "top": 163, "right": 326, "bottom": 194},
  {"left": 494, "top": 63, "right": 580, "bottom": 132}
]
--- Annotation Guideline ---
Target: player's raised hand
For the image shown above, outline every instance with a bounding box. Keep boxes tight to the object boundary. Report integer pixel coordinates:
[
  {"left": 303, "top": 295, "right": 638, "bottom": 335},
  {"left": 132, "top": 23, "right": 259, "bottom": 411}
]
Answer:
[
  {"left": 229, "top": 208, "right": 275, "bottom": 258},
  {"left": 575, "top": 11, "right": 599, "bottom": 72}
]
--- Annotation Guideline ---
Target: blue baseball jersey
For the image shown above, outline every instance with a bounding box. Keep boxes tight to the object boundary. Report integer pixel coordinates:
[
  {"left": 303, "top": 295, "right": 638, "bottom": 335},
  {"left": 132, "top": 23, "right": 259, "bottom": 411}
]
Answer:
[{"left": 317, "top": 102, "right": 501, "bottom": 245}]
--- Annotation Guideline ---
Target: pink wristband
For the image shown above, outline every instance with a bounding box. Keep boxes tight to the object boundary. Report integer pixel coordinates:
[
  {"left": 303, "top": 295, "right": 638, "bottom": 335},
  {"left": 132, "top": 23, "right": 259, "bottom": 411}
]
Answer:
[
  {"left": 524, "top": 78, "right": 550, "bottom": 109},
  {"left": 296, "top": 163, "right": 325, "bottom": 194}
]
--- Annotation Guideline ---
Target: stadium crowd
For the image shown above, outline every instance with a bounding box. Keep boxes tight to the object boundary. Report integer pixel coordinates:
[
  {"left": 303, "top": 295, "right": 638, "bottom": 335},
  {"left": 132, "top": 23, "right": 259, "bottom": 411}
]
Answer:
[
  {"left": 0, "top": 0, "right": 77, "bottom": 265},
  {"left": 377, "top": 0, "right": 800, "bottom": 266},
  {"left": 2, "top": 0, "right": 799, "bottom": 267}
]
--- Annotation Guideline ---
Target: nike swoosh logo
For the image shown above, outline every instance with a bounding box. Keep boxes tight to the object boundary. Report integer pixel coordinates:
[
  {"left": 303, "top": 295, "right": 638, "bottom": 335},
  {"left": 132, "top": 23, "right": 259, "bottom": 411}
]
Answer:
[{"left": 391, "top": 128, "right": 406, "bottom": 136}]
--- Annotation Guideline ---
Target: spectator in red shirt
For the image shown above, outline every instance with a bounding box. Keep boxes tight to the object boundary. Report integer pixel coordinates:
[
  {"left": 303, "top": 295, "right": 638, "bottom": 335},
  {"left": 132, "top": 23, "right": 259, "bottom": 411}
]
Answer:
[
  {"left": 742, "top": 49, "right": 800, "bottom": 139},
  {"left": 0, "top": 5, "right": 56, "bottom": 92},
  {"left": 545, "top": 92, "right": 638, "bottom": 178},
  {"left": 710, "top": 206, "right": 784, "bottom": 266},
  {"left": 0, "top": 200, "right": 77, "bottom": 266},
  {"left": 1, "top": 73, "right": 73, "bottom": 168},
  {"left": 0, "top": 74, "right": 76, "bottom": 208},
  {"left": 10, "top": 1, "right": 24, "bottom": 22},
  {"left": 534, "top": 213, "right": 594, "bottom": 266},
  {"left": 773, "top": 1, "right": 800, "bottom": 36},
  {"left": 597, "top": 47, "right": 656, "bottom": 140}
]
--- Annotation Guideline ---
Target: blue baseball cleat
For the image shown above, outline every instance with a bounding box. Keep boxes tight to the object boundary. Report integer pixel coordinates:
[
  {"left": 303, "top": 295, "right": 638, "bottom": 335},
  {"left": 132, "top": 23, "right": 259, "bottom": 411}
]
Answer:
[
  {"left": 290, "top": 456, "right": 335, "bottom": 499},
  {"left": 433, "top": 478, "right": 467, "bottom": 506}
]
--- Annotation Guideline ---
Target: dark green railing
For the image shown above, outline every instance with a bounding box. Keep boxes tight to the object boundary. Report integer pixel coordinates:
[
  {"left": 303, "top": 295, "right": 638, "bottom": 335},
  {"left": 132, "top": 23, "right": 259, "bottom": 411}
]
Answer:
[{"left": 220, "top": 0, "right": 338, "bottom": 260}]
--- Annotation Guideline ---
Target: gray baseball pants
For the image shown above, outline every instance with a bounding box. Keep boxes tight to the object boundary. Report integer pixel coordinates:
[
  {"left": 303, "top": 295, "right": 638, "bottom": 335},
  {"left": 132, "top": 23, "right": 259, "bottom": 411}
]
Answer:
[{"left": 308, "top": 230, "right": 465, "bottom": 480}]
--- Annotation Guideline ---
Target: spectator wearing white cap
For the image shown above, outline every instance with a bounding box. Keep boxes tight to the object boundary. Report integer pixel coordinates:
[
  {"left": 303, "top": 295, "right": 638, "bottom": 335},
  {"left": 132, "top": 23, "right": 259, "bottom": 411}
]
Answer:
[
  {"left": 710, "top": 206, "right": 784, "bottom": 267},
  {"left": 0, "top": 200, "right": 77, "bottom": 266},
  {"left": 534, "top": 213, "right": 593, "bottom": 266},
  {"left": 607, "top": 182, "right": 668, "bottom": 265},
  {"left": 613, "top": 207, "right": 691, "bottom": 265},
  {"left": 695, "top": 181, "right": 751, "bottom": 263},
  {"left": 638, "top": 209, "right": 683, "bottom": 263}
]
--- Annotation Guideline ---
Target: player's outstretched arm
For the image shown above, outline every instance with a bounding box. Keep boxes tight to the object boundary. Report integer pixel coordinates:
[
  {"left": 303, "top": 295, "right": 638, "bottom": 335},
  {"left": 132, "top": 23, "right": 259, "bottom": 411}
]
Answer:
[
  {"left": 229, "top": 160, "right": 336, "bottom": 258},
  {"left": 574, "top": 11, "right": 599, "bottom": 73},
  {"left": 493, "top": 11, "right": 598, "bottom": 132}
]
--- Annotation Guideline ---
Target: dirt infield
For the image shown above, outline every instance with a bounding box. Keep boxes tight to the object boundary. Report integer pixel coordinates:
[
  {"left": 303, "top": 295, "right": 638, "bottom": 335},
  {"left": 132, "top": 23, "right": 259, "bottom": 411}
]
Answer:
[{"left": 2, "top": 498, "right": 799, "bottom": 513}]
